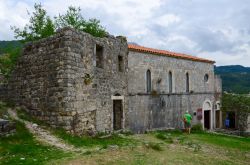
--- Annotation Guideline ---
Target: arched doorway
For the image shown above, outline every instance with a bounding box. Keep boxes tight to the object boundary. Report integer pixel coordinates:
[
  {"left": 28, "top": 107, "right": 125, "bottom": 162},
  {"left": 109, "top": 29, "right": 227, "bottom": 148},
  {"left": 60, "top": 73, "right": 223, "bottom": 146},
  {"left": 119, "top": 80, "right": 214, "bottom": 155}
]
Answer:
[{"left": 203, "top": 100, "right": 212, "bottom": 130}]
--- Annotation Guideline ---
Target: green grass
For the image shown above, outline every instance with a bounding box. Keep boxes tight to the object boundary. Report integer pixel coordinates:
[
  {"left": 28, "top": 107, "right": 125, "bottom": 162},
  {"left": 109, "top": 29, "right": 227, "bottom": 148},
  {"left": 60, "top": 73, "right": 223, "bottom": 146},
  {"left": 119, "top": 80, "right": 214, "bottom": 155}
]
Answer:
[
  {"left": 16, "top": 107, "right": 137, "bottom": 149},
  {"left": 191, "top": 132, "right": 250, "bottom": 151},
  {"left": 53, "top": 128, "right": 137, "bottom": 149},
  {"left": 0, "top": 121, "right": 70, "bottom": 165},
  {"left": 0, "top": 101, "right": 71, "bottom": 165}
]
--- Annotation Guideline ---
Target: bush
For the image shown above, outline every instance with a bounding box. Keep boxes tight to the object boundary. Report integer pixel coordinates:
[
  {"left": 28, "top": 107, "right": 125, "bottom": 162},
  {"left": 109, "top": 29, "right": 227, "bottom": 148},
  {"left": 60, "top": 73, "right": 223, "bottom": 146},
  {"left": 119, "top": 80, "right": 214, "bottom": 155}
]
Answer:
[
  {"left": 155, "top": 133, "right": 173, "bottom": 143},
  {"left": 191, "top": 124, "right": 203, "bottom": 132},
  {"left": 144, "top": 142, "right": 163, "bottom": 151}
]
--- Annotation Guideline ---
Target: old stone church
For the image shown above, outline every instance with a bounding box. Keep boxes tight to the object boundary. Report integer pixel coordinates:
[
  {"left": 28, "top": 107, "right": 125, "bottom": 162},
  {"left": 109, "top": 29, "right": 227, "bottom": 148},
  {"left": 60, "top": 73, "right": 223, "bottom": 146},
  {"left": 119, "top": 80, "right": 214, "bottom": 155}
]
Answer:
[{"left": 4, "top": 27, "right": 222, "bottom": 134}]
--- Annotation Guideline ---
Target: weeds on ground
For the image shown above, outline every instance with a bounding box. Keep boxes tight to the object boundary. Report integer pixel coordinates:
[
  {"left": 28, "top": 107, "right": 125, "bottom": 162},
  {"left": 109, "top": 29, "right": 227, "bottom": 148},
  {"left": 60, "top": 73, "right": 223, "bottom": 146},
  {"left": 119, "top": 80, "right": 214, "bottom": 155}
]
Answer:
[
  {"left": 0, "top": 121, "right": 70, "bottom": 165},
  {"left": 184, "top": 140, "right": 202, "bottom": 152},
  {"left": 143, "top": 142, "right": 163, "bottom": 151},
  {"left": 15, "top": 106, "right": 138, "bottom": 150},
  {"left": 53, "top": 128, "right": 137, "bottom": 149},
  {"left": 155, "top": 132, "right": 174, "bottom": 143}
]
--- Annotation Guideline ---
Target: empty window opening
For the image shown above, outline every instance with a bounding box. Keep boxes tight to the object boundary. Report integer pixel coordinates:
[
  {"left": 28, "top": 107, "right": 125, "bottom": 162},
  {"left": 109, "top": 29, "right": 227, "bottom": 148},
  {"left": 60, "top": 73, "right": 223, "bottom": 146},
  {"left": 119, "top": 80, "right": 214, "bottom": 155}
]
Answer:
[
  {"left": 186, "top": 72, "right": 189, "bottom": 92},
  {"left": 146, "top": 70, "right": 151, "bottom": 93},
  {"left": 118, "top": 55, "right": 124, "bottom": 72},
  {"left": 204, "top": 74, "right": 209, "bottom": 82},
  {"left": 169, "top": 71, "right": 172, "bottom": 93},
  {"left": 95, "top": 44, "right": 104, "bottom": 68}
]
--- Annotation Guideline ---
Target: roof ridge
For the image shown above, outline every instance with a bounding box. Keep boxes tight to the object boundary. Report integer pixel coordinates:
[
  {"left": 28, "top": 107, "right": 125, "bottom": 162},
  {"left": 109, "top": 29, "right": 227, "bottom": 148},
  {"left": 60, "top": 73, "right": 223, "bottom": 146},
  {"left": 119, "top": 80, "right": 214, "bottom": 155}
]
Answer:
[{"left": 128, "top": 44, "right": 215, "bottom": 64}]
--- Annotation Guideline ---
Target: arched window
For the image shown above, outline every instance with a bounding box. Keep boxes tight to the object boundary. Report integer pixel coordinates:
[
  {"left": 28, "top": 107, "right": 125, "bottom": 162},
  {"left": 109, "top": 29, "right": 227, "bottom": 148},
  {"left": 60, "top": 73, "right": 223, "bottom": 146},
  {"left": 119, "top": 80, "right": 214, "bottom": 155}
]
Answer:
[
  {"left": 146, "top": 70, "right": 151, "bottom": 93},
  {"left": 169, "top": 71, "right": 172, "bottom": 93},
  {"left": 186, "top": 72, "right": 189, "bottom": 92}
]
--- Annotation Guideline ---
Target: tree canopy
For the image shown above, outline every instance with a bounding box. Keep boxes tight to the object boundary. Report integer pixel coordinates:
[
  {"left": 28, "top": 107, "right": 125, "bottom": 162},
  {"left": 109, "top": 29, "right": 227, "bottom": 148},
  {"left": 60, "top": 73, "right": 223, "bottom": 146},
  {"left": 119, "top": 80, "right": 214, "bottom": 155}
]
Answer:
[
  {"left": 221, "top": 92, "right": 250, "bottom": 113},
  {"left": 12, "top": 3, "right": 108, "bottom": 42},
  {"left": 11, "top": 3, "right": 55, "bottom": 42}
]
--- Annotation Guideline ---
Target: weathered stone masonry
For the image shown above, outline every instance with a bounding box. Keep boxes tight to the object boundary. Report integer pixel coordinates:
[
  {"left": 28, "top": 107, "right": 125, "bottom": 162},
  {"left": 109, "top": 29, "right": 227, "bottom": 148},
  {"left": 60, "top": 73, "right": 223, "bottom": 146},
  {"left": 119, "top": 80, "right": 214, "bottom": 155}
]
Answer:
[
  {"left": 7, "top": 27, "right": 128, "bottom": 135},
  {"left": 127, "top": 48, "right": 222, "bottom": 133},
  {"left": 2, "top": 27, "right": 222, "bottom": 134}
]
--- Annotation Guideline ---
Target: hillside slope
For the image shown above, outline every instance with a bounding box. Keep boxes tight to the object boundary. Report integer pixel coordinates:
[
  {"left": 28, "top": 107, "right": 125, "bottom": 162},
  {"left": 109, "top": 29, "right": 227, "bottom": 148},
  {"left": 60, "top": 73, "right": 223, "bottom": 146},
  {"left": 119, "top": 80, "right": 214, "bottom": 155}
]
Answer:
[
  {"left": 215, "top": 65, "right": 250, "bottom": 94},
  {"left": 0, "top": 40, "right": 22, "bottom": 55}
]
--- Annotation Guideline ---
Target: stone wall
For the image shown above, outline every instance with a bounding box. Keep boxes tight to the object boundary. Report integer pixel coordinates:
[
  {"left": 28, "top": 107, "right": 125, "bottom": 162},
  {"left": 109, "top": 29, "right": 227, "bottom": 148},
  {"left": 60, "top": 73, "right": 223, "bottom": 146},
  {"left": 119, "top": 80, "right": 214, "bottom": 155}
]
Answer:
[
  {"left": 8, "top": 27, "right": 128, "bottom": 135},
  {"left": 0, "top": 84, "right": 8, "bottom": 101},
  {"left": 127, "top": 50, "right": 221, "bottom": 133},
  {"left": 128, "top": 94, "right": 215, "bottom": 133}
]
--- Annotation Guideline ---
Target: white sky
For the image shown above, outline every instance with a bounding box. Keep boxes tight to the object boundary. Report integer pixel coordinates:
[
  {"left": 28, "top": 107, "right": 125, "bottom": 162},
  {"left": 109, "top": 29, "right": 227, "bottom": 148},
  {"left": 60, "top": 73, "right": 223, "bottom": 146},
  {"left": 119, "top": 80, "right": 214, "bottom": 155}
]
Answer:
[{"left": 1, "top": 0, "right": 250, "bottom": 66}]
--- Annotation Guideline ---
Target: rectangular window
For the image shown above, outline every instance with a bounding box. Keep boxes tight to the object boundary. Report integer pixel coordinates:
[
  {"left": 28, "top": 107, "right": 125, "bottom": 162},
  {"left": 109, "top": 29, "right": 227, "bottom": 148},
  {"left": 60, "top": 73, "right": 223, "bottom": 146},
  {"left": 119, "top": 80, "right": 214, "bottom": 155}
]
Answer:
[
  {"left": 95, "top": 44, "right": 103, "bottom": 68},
  {"left": 118, "top": 55, "right": 124, "bottom": 72}
]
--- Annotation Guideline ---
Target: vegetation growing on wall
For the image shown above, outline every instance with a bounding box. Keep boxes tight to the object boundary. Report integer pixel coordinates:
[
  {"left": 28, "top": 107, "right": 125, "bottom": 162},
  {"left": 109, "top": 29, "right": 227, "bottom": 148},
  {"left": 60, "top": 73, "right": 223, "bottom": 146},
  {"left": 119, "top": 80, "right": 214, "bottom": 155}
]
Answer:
[
  {"left": 11, "top": 3, "right": 108, "bottom": 43},
  {"left": 221, "top": 92, "right": 250, "bottom": 131},
  {"left": 0, "top": 3, "right": 108, "bottom": 78},
  {"left": 0, "top": 41, "right": 22, "bottom": 78}
]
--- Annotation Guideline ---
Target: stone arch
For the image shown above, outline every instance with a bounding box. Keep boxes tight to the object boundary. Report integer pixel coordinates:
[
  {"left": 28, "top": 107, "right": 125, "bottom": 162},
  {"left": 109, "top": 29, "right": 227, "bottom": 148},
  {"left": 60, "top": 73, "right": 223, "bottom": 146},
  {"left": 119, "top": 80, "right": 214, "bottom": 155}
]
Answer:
[
  {"left": 215, "top": 101, "right": 221, "bottom": 128},
  {"left": 202, "top": 99, "right": 212, "bottom": 130}
]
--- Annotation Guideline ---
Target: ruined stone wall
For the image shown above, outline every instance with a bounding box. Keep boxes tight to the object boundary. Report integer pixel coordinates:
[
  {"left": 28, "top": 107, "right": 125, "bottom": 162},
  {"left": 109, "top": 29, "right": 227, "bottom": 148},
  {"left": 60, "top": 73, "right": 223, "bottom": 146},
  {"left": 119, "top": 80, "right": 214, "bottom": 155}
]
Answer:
[
  {"left": 8, "top": 28, "right": 73, "bottom": 130},
  {"left": 0, "top": 74, "right": 8, "bottom": 101},
  {"left": 8, "top": 27, "right": 128, "bottom": 134},
  {"left": 127, "top": 50, "right": 220, "bottom": 132},
  {"left": 63, "top": 29, "right": 128, "bottom": 134},
  {"left": 0, "top": 84, "right": 8, "bottom": 101}
]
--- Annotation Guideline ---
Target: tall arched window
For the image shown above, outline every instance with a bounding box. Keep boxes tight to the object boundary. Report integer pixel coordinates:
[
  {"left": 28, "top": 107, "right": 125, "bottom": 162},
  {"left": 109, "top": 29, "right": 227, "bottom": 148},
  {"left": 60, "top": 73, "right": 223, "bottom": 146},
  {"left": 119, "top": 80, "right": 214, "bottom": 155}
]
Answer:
[
  {"left": 169, "top": 71, "right": 172, "bottom": 93},
  {"left": 186, "top": 72, "right": 189, "bottom": 92},
  {"left": 146, "top": 70, "right": 151, "bottom": 93}
]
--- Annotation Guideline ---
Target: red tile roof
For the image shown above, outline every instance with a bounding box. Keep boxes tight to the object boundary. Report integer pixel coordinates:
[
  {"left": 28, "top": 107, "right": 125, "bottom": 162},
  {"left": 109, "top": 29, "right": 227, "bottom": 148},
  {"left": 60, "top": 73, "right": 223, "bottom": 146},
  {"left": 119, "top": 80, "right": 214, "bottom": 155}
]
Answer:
[{"left": 128, "top": 44, "right": 215, "bottom": 64}]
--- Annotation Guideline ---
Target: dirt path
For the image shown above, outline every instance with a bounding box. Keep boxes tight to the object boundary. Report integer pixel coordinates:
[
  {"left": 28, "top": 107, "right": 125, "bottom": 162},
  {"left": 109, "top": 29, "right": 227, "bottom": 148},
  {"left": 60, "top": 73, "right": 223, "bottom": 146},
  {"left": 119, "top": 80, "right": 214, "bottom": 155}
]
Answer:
[{"left": 8, "top": 108, "right": 81, "bottom": 152}]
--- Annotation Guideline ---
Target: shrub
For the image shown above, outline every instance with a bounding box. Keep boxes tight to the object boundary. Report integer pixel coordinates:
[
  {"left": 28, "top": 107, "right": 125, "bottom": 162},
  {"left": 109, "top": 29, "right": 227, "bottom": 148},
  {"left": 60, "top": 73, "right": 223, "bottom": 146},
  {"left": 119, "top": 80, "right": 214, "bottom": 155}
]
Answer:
[
  {"left": 144, "top": 142, "right": 163, "bottom": 151},
  {"left": 155, "top": 133, "right": 173, "bottom": 143},
  {"left": 191, "top": 124, "right": 203, "bottom": 132}
]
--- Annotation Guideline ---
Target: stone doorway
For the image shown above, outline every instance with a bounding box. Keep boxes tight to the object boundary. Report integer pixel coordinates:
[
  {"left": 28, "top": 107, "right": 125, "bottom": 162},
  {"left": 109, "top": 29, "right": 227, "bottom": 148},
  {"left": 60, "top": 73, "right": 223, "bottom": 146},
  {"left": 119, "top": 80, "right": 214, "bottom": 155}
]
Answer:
[
  {"left": 113, "top": 100, "right": 123, "bottom": 130},
  {"left": 227, "top": 112, "right": 236, "bottom": 129},
  {"left": 204, "top": 110, "right": 210, "bottom": 130}
]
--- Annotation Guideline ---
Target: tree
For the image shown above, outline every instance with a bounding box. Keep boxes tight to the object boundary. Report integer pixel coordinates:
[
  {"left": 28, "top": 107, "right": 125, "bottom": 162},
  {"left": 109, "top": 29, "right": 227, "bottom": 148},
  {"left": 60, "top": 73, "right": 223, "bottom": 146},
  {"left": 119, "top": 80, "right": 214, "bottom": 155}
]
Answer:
[
  {"left": 55, "top": 6, "right": 107, "bottom": 37},
  {"left": 221, "top": 92, "right": 250, "bottom": 131},
  {"left": 0, "top": 44, "right": 22, "bottom": 78},
  {"left": 12, "top": 4, "right": 108, "bottom": 42},
  {"left": 11, "top": 3, "right": 55, "bottom": 42},
  {"left": 55, "top": 6, "right": 85, "bottom": 30}
]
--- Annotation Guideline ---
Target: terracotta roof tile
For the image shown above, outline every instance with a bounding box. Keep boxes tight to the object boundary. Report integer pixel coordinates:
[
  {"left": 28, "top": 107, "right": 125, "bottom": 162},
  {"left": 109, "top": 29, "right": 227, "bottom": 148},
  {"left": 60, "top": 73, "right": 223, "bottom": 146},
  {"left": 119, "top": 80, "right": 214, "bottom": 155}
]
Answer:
[{"left": 128, "top": 44, "right": 215, "bottom": 64}]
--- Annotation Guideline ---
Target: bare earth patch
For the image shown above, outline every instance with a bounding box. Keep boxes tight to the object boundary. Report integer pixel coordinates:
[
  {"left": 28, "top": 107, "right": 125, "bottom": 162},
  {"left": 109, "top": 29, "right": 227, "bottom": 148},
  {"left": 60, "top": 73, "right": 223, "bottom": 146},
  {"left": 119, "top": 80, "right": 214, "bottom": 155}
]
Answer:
[{"left": 7, "top": 108, "right": 80, "bottom": 152}]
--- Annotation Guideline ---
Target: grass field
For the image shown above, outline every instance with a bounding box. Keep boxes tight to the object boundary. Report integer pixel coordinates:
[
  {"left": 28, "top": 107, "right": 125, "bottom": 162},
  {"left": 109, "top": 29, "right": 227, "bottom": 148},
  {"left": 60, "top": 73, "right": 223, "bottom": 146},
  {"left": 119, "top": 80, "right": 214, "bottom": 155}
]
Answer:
[
  {"left": 52, "top": 131, "right": 250, "bottom": 165},
  {"left": 1, "top": 102, "right": 250, "bottom": 165}
]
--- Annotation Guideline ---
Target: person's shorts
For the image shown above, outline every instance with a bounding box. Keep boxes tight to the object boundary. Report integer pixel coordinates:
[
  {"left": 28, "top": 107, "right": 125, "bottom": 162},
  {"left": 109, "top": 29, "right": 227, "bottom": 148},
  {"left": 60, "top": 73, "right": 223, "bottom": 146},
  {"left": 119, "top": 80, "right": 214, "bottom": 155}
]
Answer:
[{"left": 185, "top": 122, "right": 191, "bottom": 128}]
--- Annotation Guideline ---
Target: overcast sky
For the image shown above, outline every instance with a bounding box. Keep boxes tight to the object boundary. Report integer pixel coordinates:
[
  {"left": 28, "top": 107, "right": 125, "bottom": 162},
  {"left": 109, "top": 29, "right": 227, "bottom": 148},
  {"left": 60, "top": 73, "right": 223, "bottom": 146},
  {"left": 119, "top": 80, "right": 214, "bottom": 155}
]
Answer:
[{"left": 1, "top": 0, "right": 250, "bottom": 66}]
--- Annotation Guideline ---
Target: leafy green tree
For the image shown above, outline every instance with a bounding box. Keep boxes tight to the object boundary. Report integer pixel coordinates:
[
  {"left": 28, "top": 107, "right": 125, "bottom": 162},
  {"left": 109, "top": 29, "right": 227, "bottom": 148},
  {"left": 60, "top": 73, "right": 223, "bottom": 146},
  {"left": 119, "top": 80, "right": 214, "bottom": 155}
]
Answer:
[
  {"left": 11, "top": 3, "right": 55, "bottom": 42},
  {"left": 55, "top": 6, "right": 85, "bottom": 30},
  {"left": 0, "top": 44, "right": 22, "bottom": 78},
  {"left": 55, "top": 6, "right": 107, "bottom": 37},
  {"left": 222, "top": 93, "right": 250, "bottom": 113},
  {"left": 221, "top": 92, "right": 250, "bottom": 131},
  {"left": 84, "top": 18, "right": 107, "bottom": 37}
]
